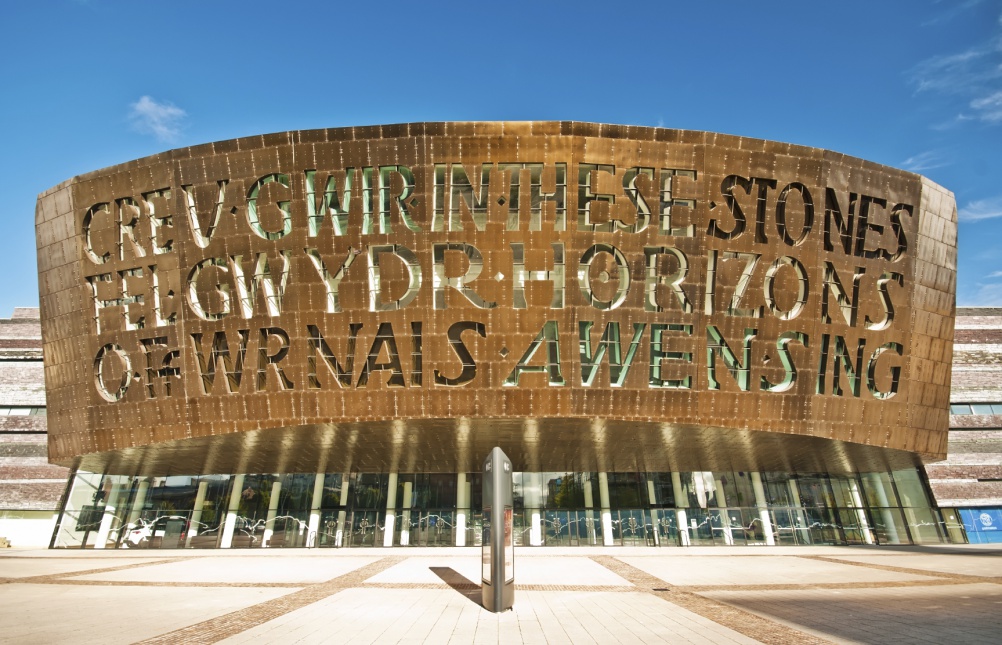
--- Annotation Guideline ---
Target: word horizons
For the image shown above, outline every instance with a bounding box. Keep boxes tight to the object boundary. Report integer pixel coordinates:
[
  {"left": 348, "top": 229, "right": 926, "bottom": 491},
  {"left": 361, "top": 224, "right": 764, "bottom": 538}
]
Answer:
[{"left": 79, "top": 161, "right": 913, "bottom": 405}]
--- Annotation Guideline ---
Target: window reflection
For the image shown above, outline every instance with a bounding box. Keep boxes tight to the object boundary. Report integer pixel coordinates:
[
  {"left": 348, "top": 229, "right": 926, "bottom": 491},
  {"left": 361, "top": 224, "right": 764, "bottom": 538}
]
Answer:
[{"left": 52, "top": 466, "right": 953, "bottom": 549}]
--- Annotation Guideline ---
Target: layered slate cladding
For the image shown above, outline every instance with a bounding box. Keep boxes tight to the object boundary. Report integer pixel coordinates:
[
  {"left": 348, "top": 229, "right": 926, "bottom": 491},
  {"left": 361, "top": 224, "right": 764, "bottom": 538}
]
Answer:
[
  {"left": 0, "top": 308, "right": 69, "bottom": 511},
  {"left": 927, "top": 308, "right": 1002, "bottom": 507}
]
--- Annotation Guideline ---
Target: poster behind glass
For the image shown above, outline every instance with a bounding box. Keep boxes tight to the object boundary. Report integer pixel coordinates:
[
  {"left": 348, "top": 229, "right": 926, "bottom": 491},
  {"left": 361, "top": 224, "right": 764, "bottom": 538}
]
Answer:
[{"left": 504, "top": 506, "right": 513, "bottom": 582}]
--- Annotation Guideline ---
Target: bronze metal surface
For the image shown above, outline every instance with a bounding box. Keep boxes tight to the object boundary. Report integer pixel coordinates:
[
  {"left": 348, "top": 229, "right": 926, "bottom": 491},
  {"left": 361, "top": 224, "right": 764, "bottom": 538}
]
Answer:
[{"left": 35, "top": 122, "right": 957, "bottom": 476}]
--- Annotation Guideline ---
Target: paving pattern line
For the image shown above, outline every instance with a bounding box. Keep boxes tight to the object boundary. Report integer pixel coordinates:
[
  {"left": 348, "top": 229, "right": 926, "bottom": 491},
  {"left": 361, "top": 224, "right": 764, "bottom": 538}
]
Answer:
[
  {"left": 362, "top": 581, "right": 635, "bottom": 593},
  {"left": 0, "top": 556, "right": 195, "bottom": 585},
  {"left": 18, "top": 578, "right": 306, "bottom": 588},
  {"left": 798, "top": 555, "right": 1002, "bottom": 584},
  {"left": 674, "top": 578, "right": 977, "bottom": 592},
  {"left": 590, "top": 555, "right": 835, "bottom": 645},
  {"left": 134, "top": 556, "right": 406, "bottom": 645}
]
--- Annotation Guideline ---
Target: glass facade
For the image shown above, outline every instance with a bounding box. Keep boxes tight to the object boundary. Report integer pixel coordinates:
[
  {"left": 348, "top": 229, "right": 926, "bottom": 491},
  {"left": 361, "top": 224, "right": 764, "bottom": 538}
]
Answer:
[{"left": 51, "top": 467, "right": 955, "bottom": 549}]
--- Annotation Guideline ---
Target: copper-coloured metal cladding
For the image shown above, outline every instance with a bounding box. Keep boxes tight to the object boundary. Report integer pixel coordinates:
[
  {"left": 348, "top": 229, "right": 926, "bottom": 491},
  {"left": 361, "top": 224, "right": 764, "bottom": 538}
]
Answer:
[{"left": 34, "top": 122, "right": 957, "bottom": 477}]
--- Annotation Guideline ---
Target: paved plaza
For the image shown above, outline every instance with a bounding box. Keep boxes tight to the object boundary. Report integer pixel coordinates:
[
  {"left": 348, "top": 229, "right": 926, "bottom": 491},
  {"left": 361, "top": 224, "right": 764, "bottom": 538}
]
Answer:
[{"left": 0, "top": 544, "right": 1000, "bottom": 644}]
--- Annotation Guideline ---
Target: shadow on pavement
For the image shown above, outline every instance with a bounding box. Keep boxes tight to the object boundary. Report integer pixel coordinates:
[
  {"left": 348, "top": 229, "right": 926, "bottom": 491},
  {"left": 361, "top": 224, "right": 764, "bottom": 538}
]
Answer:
[
  {"left": 838, "top": 544, "right": 1002, "bottom": 557},
  {"left": 430, "top": 566, "right": 482, "bottom": 607}
]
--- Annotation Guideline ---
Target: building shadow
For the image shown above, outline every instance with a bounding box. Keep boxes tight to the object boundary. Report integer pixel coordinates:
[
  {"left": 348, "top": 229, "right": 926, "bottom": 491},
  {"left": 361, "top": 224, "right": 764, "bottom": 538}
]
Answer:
[
  {"left": 430, "top": 566, "right": 482, "bottom": 606},
  {"left": 839, "top": 544, "right": 1002, "bottom": 557}
]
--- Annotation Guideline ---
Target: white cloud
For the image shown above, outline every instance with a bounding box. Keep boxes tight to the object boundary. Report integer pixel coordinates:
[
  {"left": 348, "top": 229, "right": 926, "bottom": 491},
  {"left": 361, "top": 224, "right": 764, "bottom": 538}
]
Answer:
[
  {"left": 911, "top": 39, "right": 1002, "bottom": 95},
  {"left": 922, "top": 0, "right": 984, "bottom": 27},
  {"left": 959, "top": 196, "right": 1002, "bottom": 221},
  {"left": 129, "top": 96, "right": 186, "bottom": 142},
  {"left": 967, "top": 282, "right": 1002, "bottom": 306},
  {"left": 971, "top": 90, "right": 1002, "bottom": 122},
  {"left": 909, "top": 19, "right": 1002, "bottom": 129},
  {"left": 900, "top": 150, "right": 949, "bottom": 172}
]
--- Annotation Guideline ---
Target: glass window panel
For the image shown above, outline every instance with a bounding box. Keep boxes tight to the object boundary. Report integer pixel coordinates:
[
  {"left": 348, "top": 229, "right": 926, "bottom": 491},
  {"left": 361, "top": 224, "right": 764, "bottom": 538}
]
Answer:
[
  {"left": 903, "top": 508, "right": 945, "bottom": 544},
  {"left": 686, "top": 508, "right": 714, "bottom": 545},
  {"left": 467, "top": 473, "right": 483, "bottom": 513},
  {"left": 860, "top": 472, "right": 900, "bottom": 508},
  {"left": 804, "top": 506, "right": 842, "bottom": 544},
  {"left": 188, "top": 475, "right": 233, "bottom": 548},
  {"left": 950, "top": 404, "right": 972, "bottom": 415},
  {"left": 616, "top": 508, "right": 650, "bottom": 546},
  {"left": 646, "top": 472, "right": 676, "bottom": 507},
  {"left": 725, "top": 510, "right": 747, "bottom": 545},
  {"left": 971, "top": 404, "right": 994, "bottom": 415},
  {"left": 606, "top": 473, "right": 643, "bottom": 508},
  {"left": 708, "top": 509, "right": 731, "bottom": 543},
  {"left": 351, "top": 473, "right": 387, "bottom": 509},
  {"left": 320, "top": 473, "right": 345, "bottom": 509},
  {"left": 547, "top": 473, "right": 584, "bottom": 509},
  {"left": 828, "top": 475, "right": 857, "bottom": 508},
  {"left": 870, "top": 507, "right": 910, "bottom": 544},
  {"left": 761, "top": 473, "right": 793, "bottom": 506},
  {"left": 797, "top": 475, "right": 836, "bottom": 509},
  {"left": 512, "top": 472, "right": 524, "bottom": 509},
  {"left": 771, "top": 508, "right": 798, "bottom": 545},
  {"left": 720, "top": 471, "right": 756, "bottom": 507},
  {"left": 652, "top": 508, "right": 679, "bottom": 545},
  {"left": 892, "top": 469, "right": 932, "bottom": 507},
  {"left": 428, "top": 473, "right": 458, "bottom": 508},
  {"left": 674, "top": 472, "right": 700, "bottom": 508},
  {"left": 833, "top": 506, "right": 869, "bottom": 545}
]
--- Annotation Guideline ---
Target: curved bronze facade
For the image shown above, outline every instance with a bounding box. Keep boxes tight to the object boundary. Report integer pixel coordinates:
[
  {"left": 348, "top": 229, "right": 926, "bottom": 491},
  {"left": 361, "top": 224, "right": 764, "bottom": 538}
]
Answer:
[{"left": 35, "top": 122, "right": 957, "bottom": 477}]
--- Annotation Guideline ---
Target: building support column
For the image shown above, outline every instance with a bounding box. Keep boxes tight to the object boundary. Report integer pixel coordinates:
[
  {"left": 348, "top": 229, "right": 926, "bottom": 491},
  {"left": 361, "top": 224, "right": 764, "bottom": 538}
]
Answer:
[
  {"left": 335, "top": 475, "right": 349, "bottom": 547},
  {"left": 263, "top": 479, "right": 282, "bottom": 547},
  {"left": 186, "top": 481, "right": 209, "bottom": 548},
  {"left": 583, "top": 477, "right": 597, "bottom": 545},
  {"left": 524, "top": 472, "right": 542, "bottom": 546},
  {"left": 94, "top": 480, "right": 123, "bottom": 549},
  {"left": 751, "top": 472, "right": 775, "bottom": 545},
  {"left": 455, "top": 473, "right": 468, "bottom": 546},
  {"left": 787, "top": 478, "right": 809, "bottom": 544},
  {"left": 848, "top": 479, "right": 875, "bottom": 544},
  {"left": 671, "top": 472, "right": 690, "bottom": 546},
  {"left": 127, "top": 479, "right": 150, "bottom": 526},
  {"left": 307, "top": 473, "right": 325, "bottom": 546},
  {"left": 868, "top": 474, "right": 900, "bottom": 543},
  {"left": 647, "top": 479, "right": 660, "bottom": 546},
  {"left": 220, "top": 474, "right": 245, "bottom": 549},
  {"left": 714, "top": 475, "right": 734, "bottom": 545},
  {"left": 598, "top": 472, "right": 614, "bottom": 546},
  {"left": 383, "top": 473, "right": 398, "bottom": 547},
  {"left": 399, "top": 481, "right": 413, "bottom": 546}
]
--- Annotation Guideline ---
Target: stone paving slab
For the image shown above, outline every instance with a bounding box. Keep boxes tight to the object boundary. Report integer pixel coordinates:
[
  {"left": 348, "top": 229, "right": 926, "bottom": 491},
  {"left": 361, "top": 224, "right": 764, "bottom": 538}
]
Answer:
[
  {"left": 70, "top": 555, "right": 380, "bottom": 584},
  {"left": 702, "top": 582, "right": 1002, "bottom": 645},
  {"left": 617, "top": 555, "right": 938, "bottom": 586},
  {"left": 0, "top": 583, "right": 295, "bottom": 644},
  {"left": 219, "top": 588, "right": 760, "bottom": 645},
  {"left": 0, "top": 545, "right": 999, "bottom": 644},
  {"left": 366, "top": 555, "right": 632, "bottom": 587},
  {"left": 819, "top": 553, "right": 1002, "bottom": 578},
  {"left": 0, "top": 556, "right": 167, "bottom": 578}
]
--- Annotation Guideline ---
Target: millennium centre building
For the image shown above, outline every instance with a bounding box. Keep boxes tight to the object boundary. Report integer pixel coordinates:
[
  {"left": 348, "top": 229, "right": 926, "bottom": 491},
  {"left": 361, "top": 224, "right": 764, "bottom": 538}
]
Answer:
[{"left": 36, "top": 122, "right": 958, "bottom": 549}]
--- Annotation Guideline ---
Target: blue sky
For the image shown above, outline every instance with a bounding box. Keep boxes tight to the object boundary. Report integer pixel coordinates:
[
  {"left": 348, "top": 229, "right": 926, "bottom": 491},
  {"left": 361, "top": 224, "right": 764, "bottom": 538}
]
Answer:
[{"left": 2, "top": 0, "right": 1000, "bottom": 315}]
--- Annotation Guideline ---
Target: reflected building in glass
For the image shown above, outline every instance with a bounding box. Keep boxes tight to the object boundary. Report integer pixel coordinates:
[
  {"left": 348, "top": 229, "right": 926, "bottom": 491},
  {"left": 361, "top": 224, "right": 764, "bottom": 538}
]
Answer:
[{"left": 34, "top": 122, "right": 962, "bottom": 549}]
